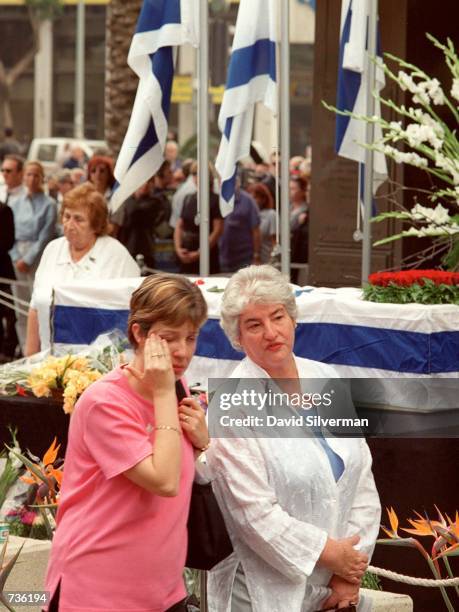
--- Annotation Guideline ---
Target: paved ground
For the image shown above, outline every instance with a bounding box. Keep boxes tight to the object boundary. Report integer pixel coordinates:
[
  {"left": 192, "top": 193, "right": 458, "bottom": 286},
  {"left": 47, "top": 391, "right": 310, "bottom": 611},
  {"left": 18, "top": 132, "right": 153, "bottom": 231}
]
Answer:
[
  {"left": 2, "top": 538, "right": 413, "bottom": 612},
  {"left": 2, "top": 537, "right": 51, "bottom": 612}
]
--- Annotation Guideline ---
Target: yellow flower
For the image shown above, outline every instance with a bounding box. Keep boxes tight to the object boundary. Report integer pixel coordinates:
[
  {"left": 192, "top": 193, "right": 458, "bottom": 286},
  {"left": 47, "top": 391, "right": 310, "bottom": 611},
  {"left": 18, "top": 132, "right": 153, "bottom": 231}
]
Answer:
[
  {"left": 28, "top": 352, "right": 103, "bottom": 413},
  {"left": 31, "top": 382, "right": 52, "bottom": 398}
]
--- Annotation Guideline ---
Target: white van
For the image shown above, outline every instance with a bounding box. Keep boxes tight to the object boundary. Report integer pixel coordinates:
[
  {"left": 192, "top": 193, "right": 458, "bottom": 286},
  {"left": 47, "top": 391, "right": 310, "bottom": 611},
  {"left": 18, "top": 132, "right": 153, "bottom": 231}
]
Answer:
[{"left": 27, "top": 138, "right": 108, "bottom": 175}]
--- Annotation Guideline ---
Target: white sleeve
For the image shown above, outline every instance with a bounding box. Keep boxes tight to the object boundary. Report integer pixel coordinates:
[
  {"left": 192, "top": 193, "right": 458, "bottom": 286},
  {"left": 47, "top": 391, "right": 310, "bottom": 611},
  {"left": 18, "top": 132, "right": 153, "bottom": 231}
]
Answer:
[
  {"left": 344, "top": 440, "right": 381, "bottom": 558},
  {"left": 110, "top": 242, "right": 141, "bottom": 277},
  {"left": 30, "top": 243, "right": 52, "bottom": 308},
  {"left": 208, "top": 437, "right": 328, "bottom": 582}
]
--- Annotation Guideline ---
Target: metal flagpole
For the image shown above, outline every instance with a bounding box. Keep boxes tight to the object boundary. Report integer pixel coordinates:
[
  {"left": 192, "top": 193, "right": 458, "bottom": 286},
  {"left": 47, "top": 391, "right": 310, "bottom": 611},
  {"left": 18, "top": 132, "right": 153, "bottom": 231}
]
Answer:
[
  {"left": 280, "top": 0, "right": 290, "bottom": 276},
  {"left": 74, "top": 0, "right": 85, "bottom": 139},
  {"left": 361, "top": 0, "right": 378, "bottom": 284},
  {"left": 198, "top": 0, "right": 210, "bottom": 277}
]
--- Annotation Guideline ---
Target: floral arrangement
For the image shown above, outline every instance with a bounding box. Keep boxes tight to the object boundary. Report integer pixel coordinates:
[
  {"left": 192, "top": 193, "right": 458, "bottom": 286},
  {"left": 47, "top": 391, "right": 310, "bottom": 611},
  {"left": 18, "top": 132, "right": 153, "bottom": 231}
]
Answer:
[
  {"left": 7, "top": 438, "right": 63, "bottom": 540},
  {"left": 325, "top": 34, "right": 459, "bottom": 270},
  {"left": 27, "top": 355, "right": 102, "bottom": 414},
  {"left": 380, "top": 507, "right": 459, "bottom": 611},
  {"left": 0, "top": 331, "right": 128, "bottom": 413},
  {"left": 3, "top": 507, "right": 48, "bottom": 540},
  {"left": 364, "top": 269, "right": 459, "bottom": 304},
  {"left": 0, "top": 430, "right": 21, "bottom": 512}
]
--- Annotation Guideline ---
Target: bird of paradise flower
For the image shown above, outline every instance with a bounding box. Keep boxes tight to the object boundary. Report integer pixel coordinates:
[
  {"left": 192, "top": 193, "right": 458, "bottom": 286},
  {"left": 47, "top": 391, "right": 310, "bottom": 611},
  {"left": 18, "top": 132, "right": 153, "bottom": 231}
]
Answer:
[
  {"left": 379, "top": 506, "right": 459, "bottom": 611},
  {"left": 7, "top": 437, "right": 63, "bottom": 540}
]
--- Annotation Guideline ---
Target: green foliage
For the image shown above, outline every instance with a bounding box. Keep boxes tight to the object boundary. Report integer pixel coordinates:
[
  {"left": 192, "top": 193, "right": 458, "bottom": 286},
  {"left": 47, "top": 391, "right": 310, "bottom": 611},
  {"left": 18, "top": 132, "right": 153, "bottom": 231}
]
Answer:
[
  {"left": 0, "top": 460, "right": 19, "bottom": 512},
  {"left": 6, "top": 517, "right": 49, "bottom": 541},
  {"left": 0, "top": 429, "right": 20, "bottom": 510},
  {"left": 361, "top": 571, "right": 382, "bottom": 591},
  {"left": 442, "top": 237, "right": 459, "bottom": 270},
  {"left": 363, "top": 280, "right": 459, "bottom": 304},
  {"left": 25, "top": 0, "right": 63, "bottom": 21}
]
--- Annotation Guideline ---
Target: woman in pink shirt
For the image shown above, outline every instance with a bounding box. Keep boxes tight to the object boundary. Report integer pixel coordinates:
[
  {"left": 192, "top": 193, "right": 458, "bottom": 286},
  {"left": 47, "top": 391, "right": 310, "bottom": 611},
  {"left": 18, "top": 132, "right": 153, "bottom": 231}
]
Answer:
[{"left": 45, "top": 274, "right": 210, "bottom": 612}]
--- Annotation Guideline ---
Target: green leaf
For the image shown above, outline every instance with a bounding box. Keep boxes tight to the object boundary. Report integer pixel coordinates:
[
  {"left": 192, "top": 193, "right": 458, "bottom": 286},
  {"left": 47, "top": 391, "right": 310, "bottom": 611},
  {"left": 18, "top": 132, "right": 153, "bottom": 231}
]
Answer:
[
  {"left": 435, "top": 546, "right": 459, "bottom": 559},
  {"left": 371, "top": 211, "right": 412, "bottom": 222},
  {"left": 373, "top": 234, "right": 405, "bottom": 246},
  {"left": 377, "top": 538, "right": 421, "bottom": 548},
  {"left": 442, "top": 238, "right": 459, "bottom": 270},
  {"left": 5, "top": 447, "right": 48, "bottom": 486},
  {"left": 0, "top": 541, "right": 24, "bottom": 611}
]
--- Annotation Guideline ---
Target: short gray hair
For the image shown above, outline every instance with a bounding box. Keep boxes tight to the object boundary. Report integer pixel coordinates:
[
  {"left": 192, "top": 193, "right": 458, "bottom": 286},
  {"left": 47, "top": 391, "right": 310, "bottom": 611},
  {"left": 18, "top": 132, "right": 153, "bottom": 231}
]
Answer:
[{"left": 220, "top": 265, "right": 297, "bottom": 349}]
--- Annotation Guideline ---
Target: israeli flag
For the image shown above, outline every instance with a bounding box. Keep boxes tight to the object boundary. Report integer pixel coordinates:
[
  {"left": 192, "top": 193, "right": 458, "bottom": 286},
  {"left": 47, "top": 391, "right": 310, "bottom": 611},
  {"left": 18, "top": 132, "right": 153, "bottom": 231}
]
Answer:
[
  {"left": 215, "top": 0, "right": 278, "bottom": 217},
  {"left": 111, "top": 0, "right": 198, "bottom": 212},
  {"left": 336, "top": 0, "right": 387, "bottom": 205}
]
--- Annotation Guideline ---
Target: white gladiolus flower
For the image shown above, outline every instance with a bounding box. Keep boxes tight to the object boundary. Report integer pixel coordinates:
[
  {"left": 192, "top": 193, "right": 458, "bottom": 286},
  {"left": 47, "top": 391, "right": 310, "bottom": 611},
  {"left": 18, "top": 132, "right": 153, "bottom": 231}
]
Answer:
[
  {"left": 406, "top": 224, "right": 459, "bottom": 237},
  {"left": 435, "top": 153, "right": 459, "bottom": 184},
  {"left": 424, "top": 78, "right": 445, "bottom": 105},
  {"left": 451, "top": 78, "right": 459, "bottom": 102},
  {"left": 398, "top": 71, "right": 417, "bottom": 92},
  {"left": 389, "top": 121, "right": 403, "bottom": 132},
  {"left": 413, "top": 90, "right": 430, "bottom": 106},
  {"left": 410, "top": 203, "right": 451, "bottom": 225},
  {"left": 384, "top": 146, "right": 429, "bottom": 168},
  {"left": 342, "top": 36, "right": 459, "bottom": 266},
  {"left": 404, "top": 123, "right": 443, "bottom": 150}
]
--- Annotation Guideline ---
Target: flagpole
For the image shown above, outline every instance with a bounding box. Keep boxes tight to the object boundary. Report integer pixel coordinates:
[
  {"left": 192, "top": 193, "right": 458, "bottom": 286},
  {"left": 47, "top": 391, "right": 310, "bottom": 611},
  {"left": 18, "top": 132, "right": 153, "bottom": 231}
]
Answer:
[
  {"left": 280, "top": 0, "right": 290, "bottom": 277},
  {"left": 198, "top": 0, "right": 210, "bottom": 277},
  {"left": 74, "top": 0, "right": 85, "bottom": 139},
  {"left": 362, "top": 0, "right": 378, "bottom": 284}
]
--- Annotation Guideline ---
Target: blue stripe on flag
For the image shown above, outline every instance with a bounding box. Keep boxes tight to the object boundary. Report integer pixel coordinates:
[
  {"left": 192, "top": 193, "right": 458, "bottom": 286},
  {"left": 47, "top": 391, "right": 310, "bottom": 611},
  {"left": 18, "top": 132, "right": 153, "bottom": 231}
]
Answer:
[
  {"left": 136, "top": 0, "right": 181, "bottom": 34},
  {"left": 194, "top": 321, "right": 459, "bottom": 374},
  {"left": 224, "top": 117, "right": 233, "bottom": 140},
  {"left": 216, "top": 0, "right": 277, "bottom": 216},
  {"left": 196, "top": 319, "right": 245, "bottom": 361},
  {"left": 112, "top": 0, "right": 196, "bottom": 211},
  {"left": 127, "top": 48, "right": 173, "bottom": 173},
  {"left": 221, "top": 168, "right": 237, "bottom": 203},
  {"left": 335, "top": 4, "right": 360, "bottom": 153},
  {"left": 53, "top": 307, "right": 130, "bottom": 345},
  {"left": 130, "top": 118, "right": 157, "bottom": 168},
  {"left": 226, "top": 39, "right": 276, "bottom": 90},
  {"left": 153, "top": 47, "right": 174, "bottom": 117},
  {"left": 53, "top": 306, "right": 459, "bottom": 374},
  {"left": 295, "top": 323, "right": 459, "bottom": 374}
]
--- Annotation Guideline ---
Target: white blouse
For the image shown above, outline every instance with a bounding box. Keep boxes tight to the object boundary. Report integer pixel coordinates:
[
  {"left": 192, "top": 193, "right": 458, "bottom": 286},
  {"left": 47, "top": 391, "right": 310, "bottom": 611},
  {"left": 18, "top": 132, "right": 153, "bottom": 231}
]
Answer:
[
  {"left": 30, "top": 235, "right": 140, "bottom": 350},
  {"left": 206, "top": 355, "right": 381, "bottom": 612}
]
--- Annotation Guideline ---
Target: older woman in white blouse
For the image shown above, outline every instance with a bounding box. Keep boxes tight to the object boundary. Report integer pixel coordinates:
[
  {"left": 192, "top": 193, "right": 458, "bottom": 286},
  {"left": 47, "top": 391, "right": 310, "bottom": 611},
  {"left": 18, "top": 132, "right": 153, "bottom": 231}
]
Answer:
[
  {"left": 25, "top": 182, "right": 140, "bottom": 355},
  {"left": 206, "top": 265, "right": 381, "bottom": 612}
]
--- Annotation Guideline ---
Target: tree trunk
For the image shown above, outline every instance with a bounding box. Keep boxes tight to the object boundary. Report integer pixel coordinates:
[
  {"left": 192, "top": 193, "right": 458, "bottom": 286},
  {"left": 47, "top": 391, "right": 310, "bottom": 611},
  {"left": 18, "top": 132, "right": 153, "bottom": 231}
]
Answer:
[{"left": 105, "top": 0, "right": 142, "bottom": 157}]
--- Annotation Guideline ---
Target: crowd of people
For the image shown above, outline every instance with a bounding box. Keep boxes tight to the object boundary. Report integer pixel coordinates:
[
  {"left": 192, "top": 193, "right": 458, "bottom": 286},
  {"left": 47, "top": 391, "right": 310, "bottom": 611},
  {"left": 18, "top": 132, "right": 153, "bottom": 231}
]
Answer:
[{"left": 0, "top": 139, "right": 311, "bottom": 363}]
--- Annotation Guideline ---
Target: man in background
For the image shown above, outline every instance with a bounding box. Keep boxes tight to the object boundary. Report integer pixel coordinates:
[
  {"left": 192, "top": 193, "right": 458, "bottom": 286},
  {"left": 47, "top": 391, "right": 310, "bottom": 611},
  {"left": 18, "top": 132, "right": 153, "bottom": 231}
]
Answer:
[
  {"left": 0, "top": 128, "right": 22, "bottom": 162},
  {"left": 0, "top": 154, "right": 24, "bottom": 360},
  {"left": 0, "top": 154, "right": 26, "bottom": 205}
]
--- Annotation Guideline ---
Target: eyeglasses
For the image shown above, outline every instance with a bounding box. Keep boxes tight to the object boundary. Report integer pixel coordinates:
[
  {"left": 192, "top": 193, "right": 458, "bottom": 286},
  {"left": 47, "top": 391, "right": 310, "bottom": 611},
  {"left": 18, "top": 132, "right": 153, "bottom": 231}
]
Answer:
[{"left": 1, "top": 168, "right": 13, "bottom": 174}]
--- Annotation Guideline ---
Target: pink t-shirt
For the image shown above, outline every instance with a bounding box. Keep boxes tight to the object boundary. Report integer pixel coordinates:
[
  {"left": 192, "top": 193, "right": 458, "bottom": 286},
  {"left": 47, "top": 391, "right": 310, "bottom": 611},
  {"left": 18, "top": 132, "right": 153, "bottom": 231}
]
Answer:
[{"left": 45, "top": 367, "right": 195, "bottom": 612}]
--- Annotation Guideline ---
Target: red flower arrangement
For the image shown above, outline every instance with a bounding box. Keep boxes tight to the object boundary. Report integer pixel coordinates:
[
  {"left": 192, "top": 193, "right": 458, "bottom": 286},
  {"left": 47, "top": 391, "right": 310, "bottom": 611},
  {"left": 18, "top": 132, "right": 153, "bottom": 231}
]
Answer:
[
  {"left": 364, "top": 270, "right": 459, "bottom": 304},
  {"left": 369, "top": 270, "right": 459, "bottom": 288}
]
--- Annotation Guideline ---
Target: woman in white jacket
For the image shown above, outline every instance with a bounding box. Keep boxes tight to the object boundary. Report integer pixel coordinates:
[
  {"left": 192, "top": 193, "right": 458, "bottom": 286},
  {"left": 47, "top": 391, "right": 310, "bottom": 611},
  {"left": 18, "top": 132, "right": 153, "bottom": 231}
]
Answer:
[{"left": 206, "top": 265, "right": 381, "bottom": 612}]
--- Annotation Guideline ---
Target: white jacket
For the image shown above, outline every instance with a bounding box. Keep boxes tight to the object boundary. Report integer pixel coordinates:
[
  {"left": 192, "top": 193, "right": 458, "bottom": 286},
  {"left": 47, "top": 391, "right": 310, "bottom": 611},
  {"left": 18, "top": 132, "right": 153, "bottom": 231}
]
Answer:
[{"left": 206, "top": 355, "right": 381, "bottom": 612}]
